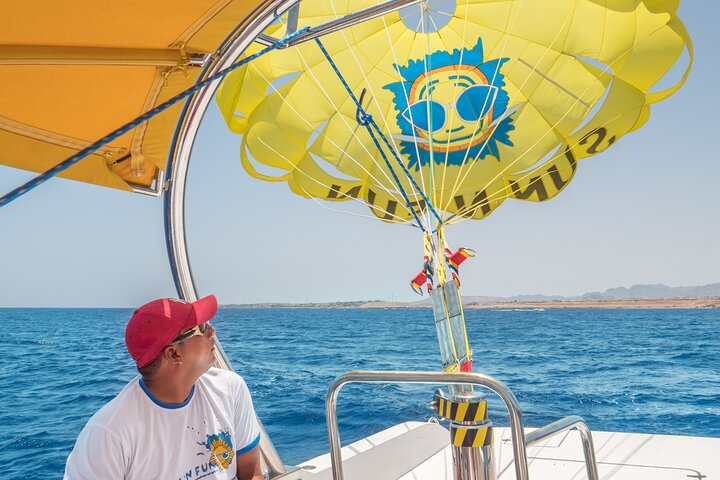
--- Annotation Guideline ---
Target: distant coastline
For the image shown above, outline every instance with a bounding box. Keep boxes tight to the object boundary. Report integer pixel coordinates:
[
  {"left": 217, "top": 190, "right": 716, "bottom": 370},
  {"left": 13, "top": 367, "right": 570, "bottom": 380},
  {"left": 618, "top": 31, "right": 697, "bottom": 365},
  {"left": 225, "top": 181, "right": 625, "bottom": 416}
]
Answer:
[
  {"left": 224, "top": 283, "right": 720, "bottom": 310},
  {"left": 225, "top": 297, "right": 720, "bottom": 309}
]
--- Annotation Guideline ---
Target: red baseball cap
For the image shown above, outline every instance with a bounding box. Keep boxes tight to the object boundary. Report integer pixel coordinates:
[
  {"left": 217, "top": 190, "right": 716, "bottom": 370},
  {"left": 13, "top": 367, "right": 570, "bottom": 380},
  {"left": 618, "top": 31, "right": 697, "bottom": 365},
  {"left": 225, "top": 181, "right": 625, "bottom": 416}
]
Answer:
[{"left": 125, "top": 294, "right": 218, "bottom": 367}]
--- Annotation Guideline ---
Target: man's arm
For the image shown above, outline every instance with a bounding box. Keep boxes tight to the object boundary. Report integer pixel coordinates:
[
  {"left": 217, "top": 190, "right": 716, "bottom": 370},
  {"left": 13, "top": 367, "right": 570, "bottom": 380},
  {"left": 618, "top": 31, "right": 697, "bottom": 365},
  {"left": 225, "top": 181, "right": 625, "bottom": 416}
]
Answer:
[{"left": 236, "top": 444, "right": 263, "bottom": 480}]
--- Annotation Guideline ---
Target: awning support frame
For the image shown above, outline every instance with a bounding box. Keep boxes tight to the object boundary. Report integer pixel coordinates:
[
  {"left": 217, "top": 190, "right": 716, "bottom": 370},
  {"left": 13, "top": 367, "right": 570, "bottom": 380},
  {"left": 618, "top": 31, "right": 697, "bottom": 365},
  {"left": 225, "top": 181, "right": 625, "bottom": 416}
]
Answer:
[
  {"left": 255, "top": 0, "right": 423, "bottom": 46},
  {"left": 163, "top": 1, "right": 303, "bottom": 477}
]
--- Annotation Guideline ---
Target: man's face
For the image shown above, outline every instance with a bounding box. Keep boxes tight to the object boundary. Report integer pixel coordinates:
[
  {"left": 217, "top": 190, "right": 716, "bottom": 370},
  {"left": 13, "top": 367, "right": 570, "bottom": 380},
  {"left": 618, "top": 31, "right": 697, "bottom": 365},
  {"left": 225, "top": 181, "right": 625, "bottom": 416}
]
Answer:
[{"left": 173, "top": 322, "right": 216, "bottom": 375}]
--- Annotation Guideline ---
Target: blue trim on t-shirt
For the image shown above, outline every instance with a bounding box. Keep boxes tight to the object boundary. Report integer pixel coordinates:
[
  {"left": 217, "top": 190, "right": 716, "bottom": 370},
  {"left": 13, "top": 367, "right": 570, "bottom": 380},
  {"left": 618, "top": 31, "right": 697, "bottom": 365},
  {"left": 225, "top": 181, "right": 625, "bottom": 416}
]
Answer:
[
  {"left": 236, "top": 433, "right": 261, "bottom": 455},
  {"left": 139, "top": 378, "right": 195, "bottom": 409}
]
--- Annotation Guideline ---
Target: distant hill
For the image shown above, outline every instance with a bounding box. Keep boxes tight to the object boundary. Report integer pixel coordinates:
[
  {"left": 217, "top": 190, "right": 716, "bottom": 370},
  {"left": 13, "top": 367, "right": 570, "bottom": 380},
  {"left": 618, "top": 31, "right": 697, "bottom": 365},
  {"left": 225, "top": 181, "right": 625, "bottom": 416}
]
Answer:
[
  {"left": 579, "top": 283, "right": 720, "bottom": 300},
  {"left": 462, "top": 283, "right": 720, "bottom": 303}
]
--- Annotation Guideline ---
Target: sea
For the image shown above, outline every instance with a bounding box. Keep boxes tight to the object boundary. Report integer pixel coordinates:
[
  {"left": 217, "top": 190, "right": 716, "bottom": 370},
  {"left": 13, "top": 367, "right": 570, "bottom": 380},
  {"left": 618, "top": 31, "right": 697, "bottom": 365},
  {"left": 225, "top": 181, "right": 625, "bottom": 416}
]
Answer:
[{"left": 1, "top": 307, "right": 719, "bottom": 479}]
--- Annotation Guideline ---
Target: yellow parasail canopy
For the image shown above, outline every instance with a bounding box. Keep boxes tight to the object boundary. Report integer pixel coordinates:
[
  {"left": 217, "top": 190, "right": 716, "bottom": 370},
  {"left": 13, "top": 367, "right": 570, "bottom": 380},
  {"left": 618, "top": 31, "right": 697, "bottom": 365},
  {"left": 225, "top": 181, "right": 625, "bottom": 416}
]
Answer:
[
  {"left": 0, "top": 0, "right": 267, "bottom": 192},
  {"left": 217, "top": 0, "right": 692, "bottom": 225}
]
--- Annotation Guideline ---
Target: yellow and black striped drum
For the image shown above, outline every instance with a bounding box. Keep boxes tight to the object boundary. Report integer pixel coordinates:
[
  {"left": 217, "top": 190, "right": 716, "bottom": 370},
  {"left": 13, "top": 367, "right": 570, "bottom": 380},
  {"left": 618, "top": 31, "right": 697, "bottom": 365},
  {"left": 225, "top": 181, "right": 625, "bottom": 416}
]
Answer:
[
  {"left": 434, "top": 390, "right": 496, "bottom": 479},
  {"left": 434, "top": 391, "right": 488, "bottom": 423},
  {"left": 450, "top": 421, "right": 494, "bottom": 448}
]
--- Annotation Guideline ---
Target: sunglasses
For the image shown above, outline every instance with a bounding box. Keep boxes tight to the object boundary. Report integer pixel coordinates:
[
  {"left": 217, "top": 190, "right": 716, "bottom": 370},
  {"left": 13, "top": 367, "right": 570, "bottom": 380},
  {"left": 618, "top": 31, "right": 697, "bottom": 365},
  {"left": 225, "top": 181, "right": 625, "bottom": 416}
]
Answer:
[
  {"left": 401, "top": 84, "right": 499, "bottom": 133},
  {"left": 171, "top": 322, "right": 209, "bottom": 345}
]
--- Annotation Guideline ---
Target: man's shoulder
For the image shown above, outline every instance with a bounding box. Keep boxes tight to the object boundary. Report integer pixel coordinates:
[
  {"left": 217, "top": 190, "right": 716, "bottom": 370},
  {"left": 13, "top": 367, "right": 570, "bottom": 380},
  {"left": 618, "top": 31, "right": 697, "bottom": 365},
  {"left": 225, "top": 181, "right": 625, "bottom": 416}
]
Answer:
[
  {"left": 86, "top": 376, "right": 144, "bottom": 430},
  {"left": 197, "top": 367, "right": 250, "bottom": 398},
  {"left": 202, "top": 366, "right": 246, "bottom": 385}
]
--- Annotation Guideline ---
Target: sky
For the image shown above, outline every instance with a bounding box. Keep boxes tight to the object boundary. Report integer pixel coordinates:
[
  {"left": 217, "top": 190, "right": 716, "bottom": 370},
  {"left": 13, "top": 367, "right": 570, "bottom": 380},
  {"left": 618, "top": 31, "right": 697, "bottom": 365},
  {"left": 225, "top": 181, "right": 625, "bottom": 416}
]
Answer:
[{"left": 1, "top": 2, "right": 718, "bottom": 307}]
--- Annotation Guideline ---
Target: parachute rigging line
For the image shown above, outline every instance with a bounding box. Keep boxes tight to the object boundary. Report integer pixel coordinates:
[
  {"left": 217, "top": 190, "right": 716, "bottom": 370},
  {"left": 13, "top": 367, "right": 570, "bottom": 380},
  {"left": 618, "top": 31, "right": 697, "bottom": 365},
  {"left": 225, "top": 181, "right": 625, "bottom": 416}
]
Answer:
[
  {"left": 358, "top": 95, "right": 427, "bottom": 231},
  {"left": 314, "top": 38, "right": 444, "bottom": 229},
  {"left": 320, "top": 8, "right": 430, "bottom": 216},
  {"left": 0, "top": 27, "right": 311, "bottom": 208},
  {"left": 213, "top": 2, "right": 691, "bottom": 227},
  {"left": 443, "top": 12, "right": 637, "bottom": 224},
  {"left": 242, "top": 60, "right": 413, "bottom": 223},
  {"left": 375, "top": 11, "right": 434, "bottom": 223}
]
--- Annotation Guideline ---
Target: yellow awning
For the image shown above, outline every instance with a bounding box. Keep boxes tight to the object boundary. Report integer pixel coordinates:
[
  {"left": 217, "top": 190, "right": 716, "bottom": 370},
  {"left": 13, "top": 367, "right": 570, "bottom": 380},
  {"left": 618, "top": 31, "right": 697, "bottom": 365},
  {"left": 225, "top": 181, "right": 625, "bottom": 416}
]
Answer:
[{"left": 0, "top": 0, "right": 267, "bottom": 192}]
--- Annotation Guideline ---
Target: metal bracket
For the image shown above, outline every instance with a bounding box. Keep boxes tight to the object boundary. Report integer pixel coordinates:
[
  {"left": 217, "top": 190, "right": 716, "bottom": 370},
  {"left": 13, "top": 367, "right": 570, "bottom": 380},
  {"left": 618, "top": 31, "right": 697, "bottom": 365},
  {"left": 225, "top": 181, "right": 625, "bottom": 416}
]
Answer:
[{"left": 255, "top": 0, "right": 423, "bottom": 48}]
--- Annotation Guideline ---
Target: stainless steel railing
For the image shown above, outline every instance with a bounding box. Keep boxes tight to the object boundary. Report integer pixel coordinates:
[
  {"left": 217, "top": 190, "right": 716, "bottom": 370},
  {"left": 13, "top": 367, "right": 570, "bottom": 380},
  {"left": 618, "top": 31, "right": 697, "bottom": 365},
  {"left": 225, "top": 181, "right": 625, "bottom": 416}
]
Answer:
[
  {"left": 325, "top": 370, "right": 600, "bottom": 480},
  {"left": 524, "top": 415, "right": 599, "bottom": 480},
  {"left": 326, "top": 371, "right": 528, "bottom": 480}
]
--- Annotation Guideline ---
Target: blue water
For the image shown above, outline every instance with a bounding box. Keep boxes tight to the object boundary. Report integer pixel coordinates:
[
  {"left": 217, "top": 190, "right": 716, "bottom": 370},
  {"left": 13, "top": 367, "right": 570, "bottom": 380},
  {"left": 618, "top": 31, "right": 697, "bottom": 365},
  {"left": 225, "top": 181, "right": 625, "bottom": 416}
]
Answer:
[{"left": 1, "top": 307, "right": 719, "bottom": 479}]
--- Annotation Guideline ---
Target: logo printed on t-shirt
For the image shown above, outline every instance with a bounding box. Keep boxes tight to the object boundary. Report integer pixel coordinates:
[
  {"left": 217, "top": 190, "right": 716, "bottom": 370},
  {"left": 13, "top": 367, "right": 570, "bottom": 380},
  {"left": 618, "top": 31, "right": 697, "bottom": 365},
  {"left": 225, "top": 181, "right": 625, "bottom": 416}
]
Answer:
[
  {"left": 206, "top": 431, "right": 235, "bottom": 469},
  {"left": 177, "top": 426, "right": 235, "bottom": 479}
]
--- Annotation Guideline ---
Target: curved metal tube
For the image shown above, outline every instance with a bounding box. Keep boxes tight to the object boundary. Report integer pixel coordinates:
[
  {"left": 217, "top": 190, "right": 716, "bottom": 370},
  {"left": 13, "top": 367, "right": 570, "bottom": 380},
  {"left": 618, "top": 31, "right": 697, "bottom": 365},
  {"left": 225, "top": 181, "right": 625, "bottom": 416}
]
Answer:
[
  {"left": 165, "top": 0, "right": 298, "bottom": 304},
  {"left": 163, "top": 1, "right": 299, "bottom": 476},
  {"left": 525, "top": 415, "right": 600, "bottom": 480},
  {"left": 325, "top": 371, "right": 529, "bottom": 480}
]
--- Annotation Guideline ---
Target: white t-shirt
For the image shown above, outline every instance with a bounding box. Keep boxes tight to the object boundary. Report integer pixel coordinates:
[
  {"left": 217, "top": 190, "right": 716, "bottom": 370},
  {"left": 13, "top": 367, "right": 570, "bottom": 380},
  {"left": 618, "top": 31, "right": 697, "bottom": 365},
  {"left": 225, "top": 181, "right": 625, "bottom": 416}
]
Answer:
[{"left": 64, "top": 367, "right": 261, "bottom": 480}]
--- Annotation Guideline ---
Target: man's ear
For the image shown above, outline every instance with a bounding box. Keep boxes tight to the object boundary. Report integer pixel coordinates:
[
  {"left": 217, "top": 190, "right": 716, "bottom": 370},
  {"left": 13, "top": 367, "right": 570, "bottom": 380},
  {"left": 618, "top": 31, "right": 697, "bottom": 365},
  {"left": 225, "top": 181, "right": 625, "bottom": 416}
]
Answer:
[{"left": 162, "top": 346, "right": 183, "bottom": 366}]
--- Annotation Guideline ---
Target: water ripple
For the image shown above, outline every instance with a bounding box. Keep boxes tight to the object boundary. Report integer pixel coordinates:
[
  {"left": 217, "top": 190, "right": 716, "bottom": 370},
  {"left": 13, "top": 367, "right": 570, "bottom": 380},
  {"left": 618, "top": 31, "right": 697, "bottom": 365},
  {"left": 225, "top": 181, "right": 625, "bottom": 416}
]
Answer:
[{"left": 1, "top": 307, "right": 718, "bottom": 478}]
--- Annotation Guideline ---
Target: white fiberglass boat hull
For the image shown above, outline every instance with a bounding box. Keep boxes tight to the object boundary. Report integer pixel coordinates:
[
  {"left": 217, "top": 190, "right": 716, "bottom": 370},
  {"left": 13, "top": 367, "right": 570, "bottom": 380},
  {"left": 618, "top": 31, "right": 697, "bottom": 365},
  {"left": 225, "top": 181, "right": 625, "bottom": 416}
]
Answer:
[{"left": 295, "top": 421, "right": 719, "bottom": 479}]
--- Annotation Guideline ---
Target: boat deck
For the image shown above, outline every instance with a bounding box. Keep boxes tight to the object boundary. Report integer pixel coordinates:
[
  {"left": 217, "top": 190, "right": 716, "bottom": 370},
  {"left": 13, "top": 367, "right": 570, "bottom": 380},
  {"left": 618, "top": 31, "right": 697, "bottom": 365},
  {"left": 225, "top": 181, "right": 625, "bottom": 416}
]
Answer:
[{"left": 293, "top": 421, "right": 719, "bottom": 479}]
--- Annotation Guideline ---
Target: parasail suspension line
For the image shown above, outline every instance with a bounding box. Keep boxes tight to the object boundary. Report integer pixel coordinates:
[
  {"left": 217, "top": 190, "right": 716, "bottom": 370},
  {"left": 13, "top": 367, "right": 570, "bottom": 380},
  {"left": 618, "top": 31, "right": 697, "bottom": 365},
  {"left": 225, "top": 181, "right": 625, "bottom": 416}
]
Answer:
[
  {"left": 0, "top": 27, "right": 312, "bottom": 208},
  {"left": 314, "top": 38, "right": 444, "bottom": 228},
  {"left": 366, "top": 112, "right": 444, "bottom": 226},
  {"left": 436, "top": 225, "right": 449, "bottom": 286},
  {"left": 356, "top": 94, "right": 426, "bottom": 231}
]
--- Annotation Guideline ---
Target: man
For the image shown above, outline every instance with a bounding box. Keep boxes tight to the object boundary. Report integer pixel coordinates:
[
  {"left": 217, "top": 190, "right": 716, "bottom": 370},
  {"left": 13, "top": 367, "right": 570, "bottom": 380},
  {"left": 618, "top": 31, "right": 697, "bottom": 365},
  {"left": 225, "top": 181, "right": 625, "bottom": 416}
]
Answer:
[{"left": 64, "top": 294, "right": 263, "bottom": 480}]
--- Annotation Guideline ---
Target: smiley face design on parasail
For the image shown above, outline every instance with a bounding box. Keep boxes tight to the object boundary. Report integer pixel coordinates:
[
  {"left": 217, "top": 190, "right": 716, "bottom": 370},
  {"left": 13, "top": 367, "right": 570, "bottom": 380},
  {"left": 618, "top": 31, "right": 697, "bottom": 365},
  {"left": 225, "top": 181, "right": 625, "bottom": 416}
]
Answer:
[{"left": 384, "top": 39, "right": 515, "bottom": 169}]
